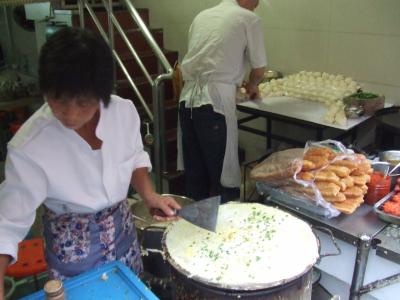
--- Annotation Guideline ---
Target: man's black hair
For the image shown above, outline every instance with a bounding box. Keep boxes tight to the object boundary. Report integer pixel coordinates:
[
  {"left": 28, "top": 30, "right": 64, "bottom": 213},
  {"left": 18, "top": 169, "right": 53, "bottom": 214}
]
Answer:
[{"left": 39, "top": 27, "right": 114, "bottom": 106}]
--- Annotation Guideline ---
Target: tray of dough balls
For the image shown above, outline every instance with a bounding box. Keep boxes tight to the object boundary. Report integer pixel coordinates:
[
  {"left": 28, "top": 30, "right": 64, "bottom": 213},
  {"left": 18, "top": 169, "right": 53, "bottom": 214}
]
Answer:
[{"left": 238, "top": 70, "right": 375, "bottom": 129}]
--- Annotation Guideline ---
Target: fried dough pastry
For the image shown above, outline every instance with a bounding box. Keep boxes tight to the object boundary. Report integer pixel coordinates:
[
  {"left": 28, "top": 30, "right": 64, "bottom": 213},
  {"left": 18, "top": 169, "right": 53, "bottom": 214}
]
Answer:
[
  {"left": 325, "top": 165, "right": 351, "bottom": 178},
  {"left": 333, "top": 197, "right": 363, "bottom": 214},
  {"left": 324, "top": 192, "right": 346, "bottom": 203},
  {"left": 352, "top": 174, "right": 370, "bottom": 186},
  {"left": 360, "top": 184, "right": 368, "bottom": 194},
  {"left": 291, "top": 185, "right": 339, "bottom": 198},
  {"left": 304, "top": 155, "right": 329, "bottom": 169},
  {"left": 344, "top": 195, "right": 364, "bottom": 204},
  {"left": 305, "top": 147, "right": 335, "bottom": 160},
  {"left": 253, "top": 145, "right": 373, "bottom": 215},
  {"left": 340, "top": 176, "right": 354, "bottom": 190},
  {"left": 315, "top": 170, "right": 341, "bottom": 185},
  {"left": 343, "top": 186, "right": 363, "bottom": 198},
  {"left": 333, "top": 204, "right": 358, "bottom": 214},
  {"left": 297, "top": 171, "right": 315, "bottom": 181},
  {"left": 351, "top": 161, "right": 373, "bottom": 176},
  {"left": 297, "top": 180, "right": 345, "bottom": 197},
  {"left": 302, "top": 160, "right": 316, "bottom": 171},
  {"left": 332, "top": 159, "right": 357, "bottom": 171},
  {"left": 337, "top": 180, "right": 346, "bottom": 191},
  {"left": 315, "top": 182, "right": 341, "bottom": 197}
]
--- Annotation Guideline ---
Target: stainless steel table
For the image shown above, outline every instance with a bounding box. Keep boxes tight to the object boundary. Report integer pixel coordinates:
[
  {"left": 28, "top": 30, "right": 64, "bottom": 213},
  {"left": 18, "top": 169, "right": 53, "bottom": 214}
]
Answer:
[
  {"left": 237, "top": 96, "right": 373, "bottom": 149},
  {"left": 262, "top": 190, "right": 399, "bottom": 300},
  {"left": 375, "top": 224, "right": 400, "bottom": 264}
]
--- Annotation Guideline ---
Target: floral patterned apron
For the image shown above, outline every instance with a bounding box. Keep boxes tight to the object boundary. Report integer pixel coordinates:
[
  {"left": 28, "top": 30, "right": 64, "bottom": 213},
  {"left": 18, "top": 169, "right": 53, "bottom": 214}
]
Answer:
[{"left": 43, "top": 200, "right": 143, "bottom": 280}]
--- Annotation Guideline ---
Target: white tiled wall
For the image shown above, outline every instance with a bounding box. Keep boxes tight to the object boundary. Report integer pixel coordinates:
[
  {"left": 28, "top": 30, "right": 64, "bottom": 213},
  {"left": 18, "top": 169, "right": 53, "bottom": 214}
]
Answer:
[
  {"left": 133, "top": 0, "right": 400, "bottom": 159},
  {"left": 134, "top": 0, "right": 400, "bottom": 102}
]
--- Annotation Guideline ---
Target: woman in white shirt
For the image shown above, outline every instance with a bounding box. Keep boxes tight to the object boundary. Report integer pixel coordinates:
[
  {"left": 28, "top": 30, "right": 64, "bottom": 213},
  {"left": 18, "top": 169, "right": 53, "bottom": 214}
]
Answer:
[{"left": 0, "top": 27, "right": 180, "bottom": 295}]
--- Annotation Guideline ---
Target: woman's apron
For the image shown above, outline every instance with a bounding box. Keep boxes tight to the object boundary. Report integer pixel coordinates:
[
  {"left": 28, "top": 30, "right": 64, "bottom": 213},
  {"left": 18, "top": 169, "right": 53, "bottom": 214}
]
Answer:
[{"left": 43, "top": 199, "right": 143, "bottom": 280}]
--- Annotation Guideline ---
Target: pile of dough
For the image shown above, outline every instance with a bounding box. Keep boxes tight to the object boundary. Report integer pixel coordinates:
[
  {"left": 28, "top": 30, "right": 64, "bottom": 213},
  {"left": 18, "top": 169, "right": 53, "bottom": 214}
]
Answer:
[{"left": 259, "top": 71, "right": 360, "bottom": 126}]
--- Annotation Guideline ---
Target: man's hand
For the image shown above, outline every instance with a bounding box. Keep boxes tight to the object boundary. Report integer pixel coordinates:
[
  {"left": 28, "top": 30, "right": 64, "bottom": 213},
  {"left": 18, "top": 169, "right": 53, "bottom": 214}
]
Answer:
[
  {"left": 246, "top": 66, "right": 265, "bottom": 100},
  {"left": 244, "top": 82, "right": 261, "bottom": 100},
  {"left": 144, "top": 193, "right": 182, "bottom": 222}
]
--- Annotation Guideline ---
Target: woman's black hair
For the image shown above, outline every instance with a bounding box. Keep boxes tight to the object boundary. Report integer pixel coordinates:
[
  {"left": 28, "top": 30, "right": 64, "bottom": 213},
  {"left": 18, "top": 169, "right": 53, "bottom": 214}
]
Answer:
[{"left": 39, "top": 27, "right": 114, "bottom": 106}]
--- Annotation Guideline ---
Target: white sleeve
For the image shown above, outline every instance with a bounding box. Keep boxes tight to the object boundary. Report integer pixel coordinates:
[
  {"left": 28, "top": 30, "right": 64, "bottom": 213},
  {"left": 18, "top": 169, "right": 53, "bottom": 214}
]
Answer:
[
  {"left": 0, "top": 148, "right": 47, "bottom": 263},
  {"left": 125, "top": 101, "right": 152, "bottom": 172},
  {"left": 246, "top": 18, "right": 268, "bottom": 69}
]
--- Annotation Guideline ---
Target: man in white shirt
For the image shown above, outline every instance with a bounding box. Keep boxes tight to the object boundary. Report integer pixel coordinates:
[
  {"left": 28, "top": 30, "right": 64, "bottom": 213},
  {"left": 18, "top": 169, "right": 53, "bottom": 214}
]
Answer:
[
  {"left": 178, "top": 0, "right": 267, "bottom": 202},
  {"left": 0, "top": 28, "right": 180, "bottom": 296}
]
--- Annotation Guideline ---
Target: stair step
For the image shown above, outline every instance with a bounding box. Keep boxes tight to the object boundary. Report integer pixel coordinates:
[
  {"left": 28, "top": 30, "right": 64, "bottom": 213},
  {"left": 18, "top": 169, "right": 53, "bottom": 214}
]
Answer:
[
  {"left": 162, "top": 169, "right": 185, "bottom": 195},
  {"left": 165, "top": 128, "right": 177, "bottom": 142},
  {"left": 139, "top": 127, "right": 177, "bottom": 160},
  {"left": 72, "top": 21, "right": 163, "bottom": 53},
  {"left": 64, "top": 0, "right": 122, "bottom": 10},
  {"left": 72, "top": 8, "right": 150, "bottom": 31},
  {"left": 117, "top": 50, "right": 178, "bottom": 79},
  {"left": 162, "top": 169, "right": 184, "bottom": 180},
  {"left": 116, "top": 76, "right": 173, "bottom": 104},
  {"left": 165, "top": 128, "right": 178, "bottom": 164},
  {"left": 114, "top": 28, "right": 164, "bottom": 53},
  {"left": 166, "top": 159, "right": 179, "bottom": 172},
  {"left": 164, "top": 100, "right": 179, "bottom": 130},
  {"left": 141, "top": 128, "right": 177, "bottom": 169},
  {"left": 135, "top": 98, "right": 177, "bottom": 113},
  {"left": 135, "top": 98, "right": 178, "bottom": 130}
]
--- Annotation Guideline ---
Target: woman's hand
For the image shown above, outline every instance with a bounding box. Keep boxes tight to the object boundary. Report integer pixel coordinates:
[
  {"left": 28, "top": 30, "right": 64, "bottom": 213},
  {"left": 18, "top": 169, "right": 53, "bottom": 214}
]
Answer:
[
  {"left": 144, "top": 193, "right": 182, "bottom": 222},
  {"left": 131, "top": 168, "right": 181, "bottom": 221}
]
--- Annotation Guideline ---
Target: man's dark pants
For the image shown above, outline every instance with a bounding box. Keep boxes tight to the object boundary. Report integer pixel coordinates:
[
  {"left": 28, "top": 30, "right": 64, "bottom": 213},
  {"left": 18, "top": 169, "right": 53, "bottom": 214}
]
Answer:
[{"left": 179, "top": 103, "right": 240, "bottom": 203}]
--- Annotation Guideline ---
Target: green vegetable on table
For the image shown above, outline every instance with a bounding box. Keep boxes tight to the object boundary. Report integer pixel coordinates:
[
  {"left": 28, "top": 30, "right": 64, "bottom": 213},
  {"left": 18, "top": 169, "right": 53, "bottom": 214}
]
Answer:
[{"left": 349, "top": 92, "right": 379, "bottom": 99}]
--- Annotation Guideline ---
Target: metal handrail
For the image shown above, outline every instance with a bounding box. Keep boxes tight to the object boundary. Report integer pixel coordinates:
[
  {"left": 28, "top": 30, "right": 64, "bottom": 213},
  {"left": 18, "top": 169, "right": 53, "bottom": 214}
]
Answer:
[
  {"left": 121, "top": 0, "right": 174, "bottom": 76},
  {"left": 78, "top": 0, "right": 174, "bottom": 192},
  {"left": 107, "top": 0, "right": 115, "bottom": 86},
  {"left": 101, "top": 0, "right": 154, "bottom": 85},
  {"left": 82, "top": 0, "right": 154, "bottom": 120}
]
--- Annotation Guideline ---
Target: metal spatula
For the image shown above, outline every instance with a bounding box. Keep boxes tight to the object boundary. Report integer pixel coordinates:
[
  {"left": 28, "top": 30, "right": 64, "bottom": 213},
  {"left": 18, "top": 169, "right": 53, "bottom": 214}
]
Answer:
[{"left": 151, "top": 196, "right": 221, "bottom": 232}]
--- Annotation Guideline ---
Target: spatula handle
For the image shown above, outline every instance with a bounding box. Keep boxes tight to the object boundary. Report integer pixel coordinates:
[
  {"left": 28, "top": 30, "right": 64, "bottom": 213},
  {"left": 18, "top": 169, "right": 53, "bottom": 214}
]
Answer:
[{"left": 150, "top": 208, "right": 177, "bottom": 217}]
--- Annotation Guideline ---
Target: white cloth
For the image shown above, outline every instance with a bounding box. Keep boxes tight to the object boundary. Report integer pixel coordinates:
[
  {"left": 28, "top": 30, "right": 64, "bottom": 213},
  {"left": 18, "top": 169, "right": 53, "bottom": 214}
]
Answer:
[
  {"left": 178, "top": 0, "right": 267, "bottom": 187},
  {"left": 0, "top": 95, "right": 151, "bottom": 262}
]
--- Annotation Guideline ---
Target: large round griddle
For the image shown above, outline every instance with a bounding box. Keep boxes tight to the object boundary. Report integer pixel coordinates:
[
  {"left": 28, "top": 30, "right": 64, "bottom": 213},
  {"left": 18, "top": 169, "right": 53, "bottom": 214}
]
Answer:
[{"left": 163, "top": 203, "right": 319, "bottom": 291}]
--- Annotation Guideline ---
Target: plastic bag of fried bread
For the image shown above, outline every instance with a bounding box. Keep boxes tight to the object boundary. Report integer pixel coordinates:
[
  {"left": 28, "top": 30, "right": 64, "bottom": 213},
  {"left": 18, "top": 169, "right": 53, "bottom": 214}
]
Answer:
[{"left": 251, "top": 140, "right": 373, "bottom": 218}]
